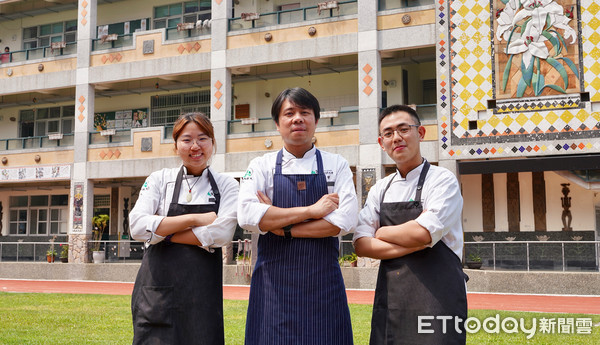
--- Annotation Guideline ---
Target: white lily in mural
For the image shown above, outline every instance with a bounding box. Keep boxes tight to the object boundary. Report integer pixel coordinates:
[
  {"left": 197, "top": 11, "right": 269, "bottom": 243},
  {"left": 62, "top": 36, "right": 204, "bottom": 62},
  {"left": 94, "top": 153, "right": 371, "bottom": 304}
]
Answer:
[
  {"left": 506, "top": 23, "right": 548, "bottom": 67},
  {"left": 496, "top": 0, "right": 579, "bottom": 97},
  {"left": 513, "top": 0, "right": 577, "bottom": 44},
  {"left": 496, "top": 0, "right": 520, "bottom": 41}
]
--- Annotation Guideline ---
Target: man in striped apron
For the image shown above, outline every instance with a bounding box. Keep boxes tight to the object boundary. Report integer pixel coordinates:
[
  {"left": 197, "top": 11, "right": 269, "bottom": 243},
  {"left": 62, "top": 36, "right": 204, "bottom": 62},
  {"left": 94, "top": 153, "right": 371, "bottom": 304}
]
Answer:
[
  {"left": 354, "top": 105, "right": 467, "bottom": 344},
  {"left": 238, "top": 88, "right": 357, "bottom": 345}
]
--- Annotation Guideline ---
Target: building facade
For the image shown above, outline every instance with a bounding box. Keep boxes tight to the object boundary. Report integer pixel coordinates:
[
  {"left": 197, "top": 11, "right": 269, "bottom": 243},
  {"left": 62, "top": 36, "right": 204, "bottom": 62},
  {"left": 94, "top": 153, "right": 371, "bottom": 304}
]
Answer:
[{"left": 0, "top": 0, "right": 598, "bottom": 264}]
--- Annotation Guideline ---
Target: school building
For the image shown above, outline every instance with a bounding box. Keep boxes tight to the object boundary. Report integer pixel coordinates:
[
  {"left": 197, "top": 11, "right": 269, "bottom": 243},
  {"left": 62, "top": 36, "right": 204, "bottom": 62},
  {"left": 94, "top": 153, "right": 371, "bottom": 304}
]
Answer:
[{"left": 0, "top": 0, "right": 598, "bottom": 269}]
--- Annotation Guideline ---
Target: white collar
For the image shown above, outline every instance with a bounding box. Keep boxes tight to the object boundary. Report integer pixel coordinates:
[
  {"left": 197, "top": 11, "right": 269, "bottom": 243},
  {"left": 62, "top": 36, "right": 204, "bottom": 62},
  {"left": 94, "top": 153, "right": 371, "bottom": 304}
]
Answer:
[
  {"left": 182, "top": 165, "right": 209, "bottom": 178},
  {"left": 394, "top": 160, "right": 426, "bottom": 181},
  {"left": 282, "top": 145, "right": 316, "bottom": 160}
]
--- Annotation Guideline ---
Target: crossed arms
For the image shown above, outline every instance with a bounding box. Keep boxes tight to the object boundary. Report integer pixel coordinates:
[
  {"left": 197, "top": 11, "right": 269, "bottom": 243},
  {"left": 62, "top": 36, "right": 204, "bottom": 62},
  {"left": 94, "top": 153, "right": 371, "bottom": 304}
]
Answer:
[
  {"left": 154, "top": 212, "right": 217, "bottom": 245},
  {"left": 256, "top": 191, "right": 341, "bottom": 238},
  {"left": 353, "top": 221, "right": 430, "bottom": 260}
]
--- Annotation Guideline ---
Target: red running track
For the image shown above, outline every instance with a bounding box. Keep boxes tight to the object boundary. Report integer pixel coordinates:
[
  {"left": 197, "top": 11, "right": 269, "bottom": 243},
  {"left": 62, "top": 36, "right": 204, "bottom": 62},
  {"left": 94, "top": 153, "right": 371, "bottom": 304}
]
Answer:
[{"left": 1, "top": 279, "right": 599, "bottom": 315}]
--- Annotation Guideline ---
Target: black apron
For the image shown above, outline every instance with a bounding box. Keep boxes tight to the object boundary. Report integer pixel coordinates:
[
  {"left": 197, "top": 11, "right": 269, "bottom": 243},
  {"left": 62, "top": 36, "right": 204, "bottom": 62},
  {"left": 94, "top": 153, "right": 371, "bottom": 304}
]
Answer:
[
  {"left": 245, "top": 149, "right": 353, "bottom": 345},
  {"left": 370, "top": 161, "right": 467, "bottom": 345},
  {"left": 131, "top": 167, "right": 224, "bottom": 345}
]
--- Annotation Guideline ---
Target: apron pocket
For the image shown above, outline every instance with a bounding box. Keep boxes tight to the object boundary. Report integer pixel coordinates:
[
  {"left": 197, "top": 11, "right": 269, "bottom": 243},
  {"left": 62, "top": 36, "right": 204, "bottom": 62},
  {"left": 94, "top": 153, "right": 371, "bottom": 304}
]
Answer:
[{"left": 134, "top": 286, "right": 174, "bottom": 327}]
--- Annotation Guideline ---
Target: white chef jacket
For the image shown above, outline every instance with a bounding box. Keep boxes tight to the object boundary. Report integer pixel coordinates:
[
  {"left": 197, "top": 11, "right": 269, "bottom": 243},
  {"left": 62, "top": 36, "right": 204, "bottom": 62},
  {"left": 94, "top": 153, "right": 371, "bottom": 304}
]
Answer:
[
  {"left": 237, "top": 146, "right": 358, "bottom": 235},
  {"left": 353, "top": 161, "right": 464, "bottom": 259},
  {"left": 130, "top": 166, "right": 239, "bottom": 252}
]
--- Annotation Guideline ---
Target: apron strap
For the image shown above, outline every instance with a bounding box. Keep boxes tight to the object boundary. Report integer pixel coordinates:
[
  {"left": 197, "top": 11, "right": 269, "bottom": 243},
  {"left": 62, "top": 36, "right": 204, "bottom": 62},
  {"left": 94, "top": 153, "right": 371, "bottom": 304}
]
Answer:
[
  {"left": 381, "top": 172, "right": 397, "bottom": 202},
  {"left": 171, "top": 166, "right": 186, "bottom": 205},
  {"left": 275, "top": 148, "right": 322, "bottom": 176},
  {"left": 206, "top": 168, "right": 221, "bottom": 210},
  {"left": 315, "top": 149, "right": 324, "bottom": 176},
  {"left": 275, "top": 150, "right": 284, "bottom": 175},
  {"left": 380, "top": 160, "right": 430, "bottom": 203},
  {"left": 414, "top": 160, "right": 430, "bottom": 204},
  {"left": 171, "top": 166, "right": 221, "bottom": 209}
]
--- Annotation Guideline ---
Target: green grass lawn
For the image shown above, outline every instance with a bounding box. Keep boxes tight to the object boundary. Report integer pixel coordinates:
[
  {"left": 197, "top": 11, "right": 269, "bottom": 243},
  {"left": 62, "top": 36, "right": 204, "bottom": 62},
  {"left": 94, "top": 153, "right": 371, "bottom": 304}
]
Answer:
[{"left": 0, "top": 292, "right": 598, "bottom": 344}]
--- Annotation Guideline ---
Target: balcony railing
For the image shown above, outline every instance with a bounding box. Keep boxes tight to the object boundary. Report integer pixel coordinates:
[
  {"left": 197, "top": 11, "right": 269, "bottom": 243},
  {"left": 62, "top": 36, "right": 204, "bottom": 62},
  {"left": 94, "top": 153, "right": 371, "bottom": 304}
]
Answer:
[
  {"left": 89, "top": 128, "right": 132, "bottom": 145},
  {"left": 0, "top": 42, "right": 77, "bottom": 64},
  {"left": 0, "top": 241, "right": 70, "bottom": 263},
  {"left": 165, "top": 25, "right": 210, "bottom": 41},
  {"left": 229, "top": 0, "right": 358, "bottom": 31},
  {"left": 227, "top": 110, "right": 358, "bottom": 134},
  {"left": 378, "top": 0, "right": 435, "bottom": 11},
  {"left": 464, "top": 241, "right": 600, "bottom": 272},
  {"left": 0, "top": 133, "right": 74, "bottom": 151},
  {"left": 0, "top": 241, "right": 145, "bottom": 263},
  {"left": 91, "top": 33, "right": 134, "bottom": 51}
]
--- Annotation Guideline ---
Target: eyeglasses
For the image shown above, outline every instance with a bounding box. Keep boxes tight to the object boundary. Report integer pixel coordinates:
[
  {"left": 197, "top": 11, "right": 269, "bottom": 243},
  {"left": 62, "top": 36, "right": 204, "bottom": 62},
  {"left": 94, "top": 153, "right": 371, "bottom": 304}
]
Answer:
[
  {"left": 379, "top": 125, "right": 419, "bottom": 139},
  {"left": 178, "top": 136, "right": 212, "bottom": 147}
]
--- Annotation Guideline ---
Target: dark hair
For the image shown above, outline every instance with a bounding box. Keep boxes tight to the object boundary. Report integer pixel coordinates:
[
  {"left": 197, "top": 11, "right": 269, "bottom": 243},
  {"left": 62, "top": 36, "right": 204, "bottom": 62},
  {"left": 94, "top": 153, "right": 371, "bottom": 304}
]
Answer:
[
  {"left": 271, "top": 87, "right": 320, "bottom": 124},
  {"left": 4, "top": 47, "right": 8, "bottom": 51},
  {"left": 172, "top": 112, "right": 215, "bottom": 149},
  {"left": 378, "top": 104, "right": 421, "bottom": 126}
]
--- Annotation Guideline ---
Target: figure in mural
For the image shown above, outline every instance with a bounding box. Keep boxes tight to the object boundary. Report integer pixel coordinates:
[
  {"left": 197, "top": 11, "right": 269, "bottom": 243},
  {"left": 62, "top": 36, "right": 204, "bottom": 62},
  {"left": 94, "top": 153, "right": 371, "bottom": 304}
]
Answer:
[
  {"left": 496, "top": 0, "right": 579, "bottom": 97},
  {"left": 73, "top": 184, "right": 84, "bottom": 232},
  {"left": 561, "top": 183, "right": 572, "bottom": 231},
  {"left": 122, "top": 198, "right": 129, "bottom": 237},
  {"left": 0, "top": 201, "right": 3, "bottom": 235}
]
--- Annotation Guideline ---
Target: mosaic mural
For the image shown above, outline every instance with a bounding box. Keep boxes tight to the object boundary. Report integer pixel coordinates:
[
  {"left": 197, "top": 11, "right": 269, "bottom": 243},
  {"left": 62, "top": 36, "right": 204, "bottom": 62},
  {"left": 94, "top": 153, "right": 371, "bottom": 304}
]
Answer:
[{"left": 439, "top": 0, "right": 600, "bottom": 158}]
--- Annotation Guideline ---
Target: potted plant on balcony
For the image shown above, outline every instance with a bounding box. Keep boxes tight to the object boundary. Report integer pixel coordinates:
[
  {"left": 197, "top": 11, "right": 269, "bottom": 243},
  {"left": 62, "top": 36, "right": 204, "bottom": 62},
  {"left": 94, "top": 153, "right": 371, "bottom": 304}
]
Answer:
[
  {"left": 46, "top": 248, "right": 57, "bottom": 263},
  {"left": 466, "top": 253, "right": 482, "bottom": 269},
  {"left": 91, "top": 214, "right": 109, "bottom": 263},
  {"left": 59, "top": 244, "right": 69, "bottom": 263}
]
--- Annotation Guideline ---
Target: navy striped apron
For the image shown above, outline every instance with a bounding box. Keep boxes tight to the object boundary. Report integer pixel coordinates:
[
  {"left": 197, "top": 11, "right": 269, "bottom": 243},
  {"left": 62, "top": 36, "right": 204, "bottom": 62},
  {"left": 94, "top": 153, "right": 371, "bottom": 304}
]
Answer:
[
  {"left": 132, "top": 167, "right": 224, "bottom": 345},
  {"left": 245, "top": 149, "right": 353, "bottom": 345},
  {"left": 370, "top": 161, "right": 467, "bottom": 345}
]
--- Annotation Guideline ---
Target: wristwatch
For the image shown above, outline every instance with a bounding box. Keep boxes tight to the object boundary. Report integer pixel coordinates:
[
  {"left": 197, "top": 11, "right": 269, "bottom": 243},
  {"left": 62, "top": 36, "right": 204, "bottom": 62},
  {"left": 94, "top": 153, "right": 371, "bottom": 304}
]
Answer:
[{"left": 283, "top": 224, "right": 293, "bottom": 239}]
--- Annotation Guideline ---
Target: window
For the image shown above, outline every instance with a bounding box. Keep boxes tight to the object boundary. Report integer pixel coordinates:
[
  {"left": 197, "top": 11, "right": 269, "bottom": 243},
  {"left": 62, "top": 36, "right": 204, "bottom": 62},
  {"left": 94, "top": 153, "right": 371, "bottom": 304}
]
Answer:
[
  {"left": 154, "top": 1, "right": 211, "bottom": 29},
  {"left": 22, "top": 20, "right": 77, "bottom": 49},
  {"left": 97, "top": 18, "right": 149, "bottom": 37},
  {"left": 8, "top": 195, "right": 69, "bottom": 236},
  {"left": 422, "top": 79, "right": 437, "bottom": 104},
  {"left": 94, "top": 195, "right": 111, "bottom": 208},
  {"left": 19, "top": 106, "right": 75, "bottom": 138},
  {"left": 151, "top": 90, "right": 211, "bottom": 126}
]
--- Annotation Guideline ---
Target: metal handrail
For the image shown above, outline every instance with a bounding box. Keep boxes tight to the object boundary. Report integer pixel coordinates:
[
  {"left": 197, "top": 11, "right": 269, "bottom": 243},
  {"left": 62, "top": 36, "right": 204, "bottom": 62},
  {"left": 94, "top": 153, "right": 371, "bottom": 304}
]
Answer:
[
  {"left": 0, "top": 42, "right": 77, "bottom": 64},
  {"left": 464, "top": 240, "right": 600, "bottom": 272},
  {"left": 88, "top": 128, "right": 132, "bottom": 144},
  {"left": 378, "top": 0, "right": 435, "bottom": 11},
  {"left": 228, "top": 0, "right": 358, "bottom": 31},
  {"left": 91, "top": 33, "right": 134, "bottom": 51},
  {"left": 0, "top": 133, "right": 75, "bottom": 151},
  {"left": 0, "top": 241, "right": 68, "bottom": 263}
]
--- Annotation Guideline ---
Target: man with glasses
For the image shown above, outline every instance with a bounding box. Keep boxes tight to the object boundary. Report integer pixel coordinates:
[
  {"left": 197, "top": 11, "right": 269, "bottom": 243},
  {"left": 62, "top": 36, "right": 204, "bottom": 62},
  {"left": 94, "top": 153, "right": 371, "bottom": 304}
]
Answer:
[{"left": 353, "top": 105, "right": 467, "bottom": 344}]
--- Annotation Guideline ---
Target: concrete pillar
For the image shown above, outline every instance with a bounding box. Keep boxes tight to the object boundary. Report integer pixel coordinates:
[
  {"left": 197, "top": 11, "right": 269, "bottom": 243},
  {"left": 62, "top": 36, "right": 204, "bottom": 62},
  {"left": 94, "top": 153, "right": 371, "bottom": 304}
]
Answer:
[
  {"left": 69, "top": 0, "right": 97, "bottom": 263},
  {"left": 357, "top": 2, "right": 382, "bottom": 206},
  {"left": 210, "top": 0, "right": 232, "bottom": 172},
  {"left": 211, "top": 0, "right": 234, "bottom": 261}
]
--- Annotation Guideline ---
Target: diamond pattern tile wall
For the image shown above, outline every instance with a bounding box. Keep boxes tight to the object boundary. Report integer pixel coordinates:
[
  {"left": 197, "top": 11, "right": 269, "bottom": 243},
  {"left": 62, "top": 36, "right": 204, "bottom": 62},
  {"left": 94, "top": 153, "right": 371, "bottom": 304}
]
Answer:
[
  {"left": 440, "top": 0, "right": 600, "bottom": 158},
  {"left": 449, "top": 0, "right": 493, "bottom": 139},
  {"left": 582, "top": 0, "right": 600, "bottom": 101}
]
